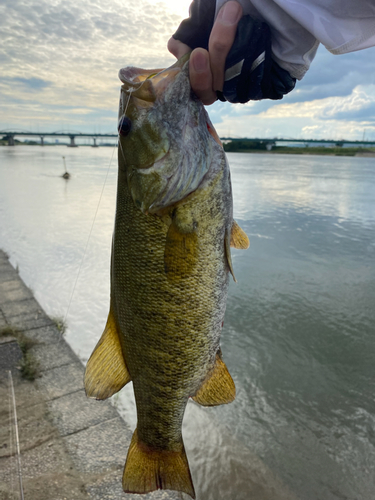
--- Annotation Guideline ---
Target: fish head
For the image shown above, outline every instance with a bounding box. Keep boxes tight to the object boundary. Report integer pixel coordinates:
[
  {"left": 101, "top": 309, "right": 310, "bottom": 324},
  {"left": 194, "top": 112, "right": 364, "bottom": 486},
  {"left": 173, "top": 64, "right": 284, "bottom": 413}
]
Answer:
[{"left": 117, "top": 55, "right": 221, "bottom": 214}]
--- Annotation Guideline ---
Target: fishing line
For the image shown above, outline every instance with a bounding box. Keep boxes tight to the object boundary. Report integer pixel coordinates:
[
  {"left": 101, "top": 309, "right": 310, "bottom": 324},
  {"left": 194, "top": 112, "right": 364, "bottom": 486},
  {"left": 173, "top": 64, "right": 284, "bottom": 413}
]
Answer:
[
  {"left": 117, "top": 87, "right": 132, "bottom": 164},
  {"left": 117, "top": 87, "right": 134, "bottom": 166},
  {"left": 63, "top": 143, "right": 117, "bottom": 327},
  {"left": 8, "top": 373, "right": 15, "bottom": 498},
  {"left": 63, "top": 87, "right": 134, "bottom": 329},
  {"left": 8, "top": 371, "right": 24, "bottom": 500},
  {"left": 117, "top": 75, "right": 153, "bottom": 166}
]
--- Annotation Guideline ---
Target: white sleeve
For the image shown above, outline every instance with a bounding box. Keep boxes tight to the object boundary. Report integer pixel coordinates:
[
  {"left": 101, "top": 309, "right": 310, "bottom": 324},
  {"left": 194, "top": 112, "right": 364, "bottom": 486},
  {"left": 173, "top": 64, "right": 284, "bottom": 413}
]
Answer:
[{"left": 215, "top": 0, "right": 375, "bottom": 80}]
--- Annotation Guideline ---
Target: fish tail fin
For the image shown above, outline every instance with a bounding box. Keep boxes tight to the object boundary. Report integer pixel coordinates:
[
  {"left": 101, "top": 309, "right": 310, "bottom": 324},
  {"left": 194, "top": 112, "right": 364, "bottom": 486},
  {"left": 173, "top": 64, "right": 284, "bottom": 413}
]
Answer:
[{"left": 123, "top": 428, "right": 195, "bottom": 499}]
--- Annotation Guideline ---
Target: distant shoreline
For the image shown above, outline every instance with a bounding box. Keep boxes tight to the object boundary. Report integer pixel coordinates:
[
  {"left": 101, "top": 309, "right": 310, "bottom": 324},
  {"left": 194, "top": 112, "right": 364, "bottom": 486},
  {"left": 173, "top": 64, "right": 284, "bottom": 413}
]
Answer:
[
  {"left": 1, "top": 142, "right": 375, "bottom": 157},
  {"left": 223, "top": 145, "right": 375, "bottom": 157},
  {"left": 0, "top": 142, "right": 115, "bottom": 147}
]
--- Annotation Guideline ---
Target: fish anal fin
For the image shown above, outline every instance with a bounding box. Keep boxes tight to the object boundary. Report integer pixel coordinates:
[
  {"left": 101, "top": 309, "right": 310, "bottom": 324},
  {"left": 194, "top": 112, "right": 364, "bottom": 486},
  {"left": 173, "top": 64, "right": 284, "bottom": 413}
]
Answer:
[
  {"left": 230, "top": 220, "right": 250, "bottom": 249},
  {"left": 84, "top": 308, "right": 131, "bottom": 400},
  {"left": 192, "top": 351, "right": 236, "bottom": 406},
  {"left": 123, "top": 429, "right": 195, "bottom": 499},
  {"left": 164, "top": 222, "right": 198, "bottom": 281}
]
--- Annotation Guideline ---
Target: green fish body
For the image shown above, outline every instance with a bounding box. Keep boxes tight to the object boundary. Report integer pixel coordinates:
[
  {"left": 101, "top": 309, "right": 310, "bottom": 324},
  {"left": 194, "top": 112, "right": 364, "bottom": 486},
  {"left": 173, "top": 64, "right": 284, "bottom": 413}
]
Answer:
[{"left": 84, "top": 56, "right": 249, "bottom": 498}]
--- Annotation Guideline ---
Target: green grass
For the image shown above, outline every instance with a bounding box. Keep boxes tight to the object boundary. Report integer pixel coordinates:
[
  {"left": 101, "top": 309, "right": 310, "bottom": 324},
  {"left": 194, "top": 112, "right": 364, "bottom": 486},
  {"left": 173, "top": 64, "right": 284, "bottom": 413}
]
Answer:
[
  {"left": 19, "top": 351, "right": 40, "bottom": 381},
  {"left": 0, "top": 326, "right": 40, "bottom": 381},
  {"left": 0, "top": 325, "right": 19, "bottom": 337},
  {"left": 52, "top": 316, "right": 67, "bottom": 335}
]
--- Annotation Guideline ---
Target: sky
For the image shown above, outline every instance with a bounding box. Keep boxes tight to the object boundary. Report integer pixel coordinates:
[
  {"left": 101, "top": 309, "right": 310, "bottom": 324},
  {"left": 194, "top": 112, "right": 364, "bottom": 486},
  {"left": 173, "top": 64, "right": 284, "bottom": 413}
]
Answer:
[{"left": 1, "top": 0, "right": 375, "bottom": 141}]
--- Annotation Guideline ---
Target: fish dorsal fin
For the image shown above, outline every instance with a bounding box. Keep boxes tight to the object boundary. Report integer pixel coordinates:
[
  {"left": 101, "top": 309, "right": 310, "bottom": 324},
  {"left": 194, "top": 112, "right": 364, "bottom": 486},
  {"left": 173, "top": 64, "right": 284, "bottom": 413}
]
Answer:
[
  {"left": 192, "top": 351, "right": 236, "bottom": 406},
  {"left": 164, "top": 221, "right": 198, "bottom": 281},
  {"left": 84, "top": 308, "right": 131, "bottom": 400},
  {"left": 230, "top": 220, "right": 250, "bottom": 249},
  {"left": 123, "top": 429, "right": 195, "bottom": 499},
  {"left": 224, "top": 228, "right": 236, "bottom": 282}
]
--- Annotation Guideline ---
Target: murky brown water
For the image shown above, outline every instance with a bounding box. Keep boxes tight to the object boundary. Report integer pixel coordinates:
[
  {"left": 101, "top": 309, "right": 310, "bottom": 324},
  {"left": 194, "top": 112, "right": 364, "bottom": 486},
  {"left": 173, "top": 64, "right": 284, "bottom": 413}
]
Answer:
[{"left": 1, "top": 146, "right": 374, "bottom": 500}]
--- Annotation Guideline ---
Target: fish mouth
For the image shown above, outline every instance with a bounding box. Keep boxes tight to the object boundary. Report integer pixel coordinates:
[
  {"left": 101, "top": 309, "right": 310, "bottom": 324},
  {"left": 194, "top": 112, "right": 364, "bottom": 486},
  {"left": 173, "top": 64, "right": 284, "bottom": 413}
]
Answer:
[{"left": 118, "top": 54, "right": 190, "bottom": 102}]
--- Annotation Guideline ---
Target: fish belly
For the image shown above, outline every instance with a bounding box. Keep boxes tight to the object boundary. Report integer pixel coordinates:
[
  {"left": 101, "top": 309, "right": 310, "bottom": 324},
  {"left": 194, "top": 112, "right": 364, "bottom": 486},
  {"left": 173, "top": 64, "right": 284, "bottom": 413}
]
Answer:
[{"left": 112, "top": 169, "right": 229, "bottom": 450}]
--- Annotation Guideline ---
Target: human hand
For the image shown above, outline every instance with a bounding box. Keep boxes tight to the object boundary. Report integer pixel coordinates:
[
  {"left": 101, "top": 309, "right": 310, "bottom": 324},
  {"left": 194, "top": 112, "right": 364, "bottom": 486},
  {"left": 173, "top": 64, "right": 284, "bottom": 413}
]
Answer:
[
  {"left": 169, "top": 0, "right": 296, "bottom": 104},
  {"left": 168, "top": 1, "right": 243, "bottom": 105}
]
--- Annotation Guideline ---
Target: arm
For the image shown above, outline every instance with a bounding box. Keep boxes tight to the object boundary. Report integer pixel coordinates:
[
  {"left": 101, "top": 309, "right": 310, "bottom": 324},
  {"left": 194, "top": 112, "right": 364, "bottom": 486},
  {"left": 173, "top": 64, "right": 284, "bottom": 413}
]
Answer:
[
  {"left": 168, "top": 0, "right": 296, "bottom": 104},
  {"left": 168, "top": 1, "right": 243, "bottom": 105},
  {"left": 169, "top": 0, "right": 375, "bottom": 105}
]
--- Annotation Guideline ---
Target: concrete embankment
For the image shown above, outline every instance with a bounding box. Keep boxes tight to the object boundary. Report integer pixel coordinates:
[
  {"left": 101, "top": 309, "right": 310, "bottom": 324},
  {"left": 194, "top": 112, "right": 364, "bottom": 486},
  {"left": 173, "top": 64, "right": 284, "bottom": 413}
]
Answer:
[
  {"left": 0, "top": 249, "right": 299, "bottom": 500},
  {"left": 0, "top": 250, "right": 177, "bottom": 500}
]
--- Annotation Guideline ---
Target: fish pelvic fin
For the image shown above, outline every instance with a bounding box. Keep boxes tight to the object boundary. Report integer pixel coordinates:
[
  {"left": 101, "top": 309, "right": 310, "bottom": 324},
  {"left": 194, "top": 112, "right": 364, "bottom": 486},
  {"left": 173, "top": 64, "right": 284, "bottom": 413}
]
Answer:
[
  {"left": 230, "top": 220, "right": 250, "bottom": 249},
  {"left": 123, "top": 429, "right": 195, "bottom": 499},
  {"left": 84, "top": 308, "right": 131, "bottom": 400},
  {"left": 192, "top": 351, "right": 236, "bottom": 406},
  {"left": 164, "top": 220, "right": 198, "bottom": 281}
]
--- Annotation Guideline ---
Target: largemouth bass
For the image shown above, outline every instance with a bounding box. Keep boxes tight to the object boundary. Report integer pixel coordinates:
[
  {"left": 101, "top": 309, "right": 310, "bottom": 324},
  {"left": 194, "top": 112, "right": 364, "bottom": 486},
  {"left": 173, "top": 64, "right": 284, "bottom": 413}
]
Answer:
[{"left": 84, "top": 54, "right": 249, "bottom": 498}]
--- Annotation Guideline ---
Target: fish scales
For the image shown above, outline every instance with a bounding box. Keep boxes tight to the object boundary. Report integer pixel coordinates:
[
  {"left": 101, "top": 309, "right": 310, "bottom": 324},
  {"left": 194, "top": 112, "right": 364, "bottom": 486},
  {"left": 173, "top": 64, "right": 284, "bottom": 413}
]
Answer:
[
  {"left": 84, "top": 55, "right": 249, "bottom": 498},
  {"left": 113, "top": 168, "right": 229, "bottom": 446}
]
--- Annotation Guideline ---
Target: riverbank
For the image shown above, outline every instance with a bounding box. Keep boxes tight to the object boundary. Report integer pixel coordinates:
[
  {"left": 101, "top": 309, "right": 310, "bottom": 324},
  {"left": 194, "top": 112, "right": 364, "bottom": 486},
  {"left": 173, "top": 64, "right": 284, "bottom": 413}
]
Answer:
[
  {"left": 0, "top": 250, "right": 178, "bottom": 500},
  {"left": 0, "top": 250, "right": 300, "bottom": 500},
  {"left": 223, "top": 145, "right": 375, "bottom": 156}
]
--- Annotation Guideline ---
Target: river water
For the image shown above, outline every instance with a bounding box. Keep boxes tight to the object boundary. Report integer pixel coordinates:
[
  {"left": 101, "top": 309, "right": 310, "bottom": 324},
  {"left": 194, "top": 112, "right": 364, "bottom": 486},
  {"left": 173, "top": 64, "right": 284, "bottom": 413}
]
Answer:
[{"left": 0, "top": 146, "right": 374, "bottom": 500}]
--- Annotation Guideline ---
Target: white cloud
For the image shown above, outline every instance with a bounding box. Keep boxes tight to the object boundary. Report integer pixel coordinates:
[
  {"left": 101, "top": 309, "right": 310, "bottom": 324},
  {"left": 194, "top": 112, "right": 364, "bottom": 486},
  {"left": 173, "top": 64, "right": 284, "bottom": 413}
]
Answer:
[
  {"left": 148, "top": 0, "right": 191, "bottom": 18},
  {"left": 212, "top": 85, "right": 375, "bottom": 141},
  {"left": 255, "top": 85, "right": 375, "bottom": 120},
  {"left": 0, "top": 0, "right": 182, "bottom": 131},
  {"left": 0, "top": 0, "right": 375, "bottom": 139}
]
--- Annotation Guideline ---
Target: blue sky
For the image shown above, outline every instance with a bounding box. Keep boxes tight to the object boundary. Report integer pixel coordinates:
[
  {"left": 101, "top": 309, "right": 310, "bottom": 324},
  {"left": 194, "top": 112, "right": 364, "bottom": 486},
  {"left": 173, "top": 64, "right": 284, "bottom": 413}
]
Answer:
[{"left": 1, "top": 0, "right": 375, "bottom": 141}]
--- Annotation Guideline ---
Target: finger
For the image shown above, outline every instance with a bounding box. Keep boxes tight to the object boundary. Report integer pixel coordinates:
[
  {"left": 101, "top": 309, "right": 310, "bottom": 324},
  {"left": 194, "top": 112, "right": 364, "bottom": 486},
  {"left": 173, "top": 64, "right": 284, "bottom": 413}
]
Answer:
[
  {"left": 209, "top": 1, "right": 243, "bottom": 92},
  {"left": 167, "top": 37, "right": 191, "bottom": 59},
  {"left": 189, "top": 48, "right": 217, "bottom": 105}
]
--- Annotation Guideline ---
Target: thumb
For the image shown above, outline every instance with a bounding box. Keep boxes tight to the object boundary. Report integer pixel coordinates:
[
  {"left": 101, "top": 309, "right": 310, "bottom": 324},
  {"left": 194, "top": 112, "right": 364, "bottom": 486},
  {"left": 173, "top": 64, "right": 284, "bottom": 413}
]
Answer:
[{"left": 168, "top": 37, "right": 191, "bottom": 59}]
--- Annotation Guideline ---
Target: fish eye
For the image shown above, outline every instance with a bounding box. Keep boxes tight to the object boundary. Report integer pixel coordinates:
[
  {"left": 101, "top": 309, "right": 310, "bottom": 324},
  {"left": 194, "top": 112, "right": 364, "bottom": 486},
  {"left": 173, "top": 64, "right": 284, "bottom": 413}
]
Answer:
[{"left": 118, "top": 116, "right": 132, "bottom": 137}]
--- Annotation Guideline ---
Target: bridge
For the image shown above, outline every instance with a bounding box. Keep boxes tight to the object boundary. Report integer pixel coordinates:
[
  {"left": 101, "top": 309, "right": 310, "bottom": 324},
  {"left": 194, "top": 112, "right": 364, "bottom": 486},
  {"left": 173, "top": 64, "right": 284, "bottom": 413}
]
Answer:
[
  {"left": 0, "top": 131, "right": 118, "bottom": 147},
  {"left": 1, "top": 131, "right": 375, "bottom": 148}
]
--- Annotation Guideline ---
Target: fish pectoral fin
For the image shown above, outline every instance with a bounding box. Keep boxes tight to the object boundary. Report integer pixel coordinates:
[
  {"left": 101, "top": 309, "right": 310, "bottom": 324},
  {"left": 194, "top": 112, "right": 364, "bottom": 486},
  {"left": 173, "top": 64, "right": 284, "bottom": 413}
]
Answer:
[
  {"left": 225, "top": 228, "right": 237, "bottom": 282},
  {"left": 230, "top": 220, "right": 250, "bottom": 249},
  {"left": 192, "top": 351, "right": 236, "bottom": 406},
  {"left": 84, "top": 307, "right": 131, "bottom": 400},
  {"left": 164, "top": 222, "right": 198, "bottom": 281},
  {"left": 123, "top": 429, "right": 195, "bottom": 499}
]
